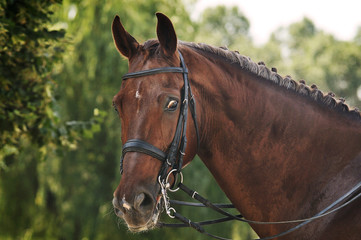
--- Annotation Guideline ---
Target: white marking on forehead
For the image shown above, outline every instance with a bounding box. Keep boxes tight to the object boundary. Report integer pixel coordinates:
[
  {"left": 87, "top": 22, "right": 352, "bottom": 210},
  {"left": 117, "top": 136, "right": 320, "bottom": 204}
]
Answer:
[
  {"left": 135, "top": 90, "right": 141, "bottom": 99},
  {"left": 135, "top": 89, "right": 141, "bottom": 114}
]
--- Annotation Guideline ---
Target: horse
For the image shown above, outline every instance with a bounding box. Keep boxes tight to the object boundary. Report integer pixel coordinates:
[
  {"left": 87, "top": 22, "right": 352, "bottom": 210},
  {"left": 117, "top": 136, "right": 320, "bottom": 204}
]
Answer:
[{"left": 111, "top": 13, "right": 361, "bottom": 239}]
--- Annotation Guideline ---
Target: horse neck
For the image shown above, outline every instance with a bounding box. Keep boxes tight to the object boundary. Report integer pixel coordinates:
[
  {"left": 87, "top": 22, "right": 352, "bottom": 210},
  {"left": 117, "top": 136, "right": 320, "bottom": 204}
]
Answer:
[{"left": 183, "top": 47, "right": 361, "bottom": 236}]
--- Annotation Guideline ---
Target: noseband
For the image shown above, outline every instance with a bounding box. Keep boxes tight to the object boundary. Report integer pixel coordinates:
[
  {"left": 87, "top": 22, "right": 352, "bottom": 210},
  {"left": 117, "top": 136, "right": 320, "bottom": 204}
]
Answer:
[{"left": 120, "top": 50, "right": 199, "bottom": 184}]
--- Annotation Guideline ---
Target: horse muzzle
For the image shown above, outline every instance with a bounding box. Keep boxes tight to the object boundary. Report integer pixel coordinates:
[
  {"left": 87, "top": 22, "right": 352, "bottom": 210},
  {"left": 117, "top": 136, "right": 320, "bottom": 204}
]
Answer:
[{"left": 112, "top": 190, "right": 162, "bottom": 232}]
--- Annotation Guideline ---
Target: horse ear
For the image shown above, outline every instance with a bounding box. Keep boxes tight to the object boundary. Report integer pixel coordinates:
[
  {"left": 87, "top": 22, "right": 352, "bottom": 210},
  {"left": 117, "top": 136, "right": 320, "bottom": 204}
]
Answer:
[
  {"left": 156, "top": 13, "right": 177, "bottom": 56},
  {"left": 112, "top": 15, "right": 139, "bottom": 58}
]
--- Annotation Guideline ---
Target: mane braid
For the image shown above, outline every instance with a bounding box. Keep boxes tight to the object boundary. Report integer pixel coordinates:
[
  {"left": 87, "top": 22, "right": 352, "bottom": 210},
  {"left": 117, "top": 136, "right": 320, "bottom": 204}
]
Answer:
[{"left": 180, "top": 41, "right": 361, "bottom": 122}]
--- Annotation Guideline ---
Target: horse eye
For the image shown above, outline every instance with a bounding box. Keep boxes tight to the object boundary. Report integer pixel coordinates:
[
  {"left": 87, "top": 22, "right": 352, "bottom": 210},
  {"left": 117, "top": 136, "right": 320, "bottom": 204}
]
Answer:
[{"left": 166, "top": 99, "right": 178, "bottom": 111}]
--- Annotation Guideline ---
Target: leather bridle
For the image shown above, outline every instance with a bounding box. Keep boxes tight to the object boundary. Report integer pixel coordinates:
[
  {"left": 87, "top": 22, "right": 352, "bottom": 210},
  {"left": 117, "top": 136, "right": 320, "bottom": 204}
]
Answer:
[{"left": 120, "top": 50, "right": 199, "bottom": 185}]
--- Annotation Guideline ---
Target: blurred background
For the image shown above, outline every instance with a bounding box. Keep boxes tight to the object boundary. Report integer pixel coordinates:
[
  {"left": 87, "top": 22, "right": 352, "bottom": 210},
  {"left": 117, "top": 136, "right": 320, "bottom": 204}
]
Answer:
[{"left": 1, "top": 0, "right": 361, "bottom": 239}]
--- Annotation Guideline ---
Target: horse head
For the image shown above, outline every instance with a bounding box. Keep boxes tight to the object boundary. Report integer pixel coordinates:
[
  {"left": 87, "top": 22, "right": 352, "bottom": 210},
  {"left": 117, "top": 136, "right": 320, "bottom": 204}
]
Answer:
[{"left": 111, "top": 13, "right": 198, "bottom": 232}]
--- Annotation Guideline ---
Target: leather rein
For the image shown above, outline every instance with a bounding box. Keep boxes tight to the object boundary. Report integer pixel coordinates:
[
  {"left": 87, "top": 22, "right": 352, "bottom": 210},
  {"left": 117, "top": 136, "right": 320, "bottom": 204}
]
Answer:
[{"left": 119, "top": 50, "right": 361, "bottom": 240}]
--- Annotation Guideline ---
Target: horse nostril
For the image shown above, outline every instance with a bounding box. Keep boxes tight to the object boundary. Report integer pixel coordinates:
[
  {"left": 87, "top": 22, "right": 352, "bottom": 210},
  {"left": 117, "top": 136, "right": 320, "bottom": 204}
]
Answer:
[
  {"left": 112, "top": 197, "right": 125, "bottom": 217},
  {"left": 134, "top": 192, "right": 154, "bottom": 212},
  {"left": 134, "top": 193, "right": 145, "bottom": 209},
  {"left": 114, "top": 207, "right": 123, "bottom": 217}
]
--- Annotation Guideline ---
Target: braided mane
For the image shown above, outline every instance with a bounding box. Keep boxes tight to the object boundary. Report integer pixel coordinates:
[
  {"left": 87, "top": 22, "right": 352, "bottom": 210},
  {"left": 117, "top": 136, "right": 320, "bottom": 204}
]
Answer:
[{"left": 180, "top": 41, "right": 361, "bottom": 121}]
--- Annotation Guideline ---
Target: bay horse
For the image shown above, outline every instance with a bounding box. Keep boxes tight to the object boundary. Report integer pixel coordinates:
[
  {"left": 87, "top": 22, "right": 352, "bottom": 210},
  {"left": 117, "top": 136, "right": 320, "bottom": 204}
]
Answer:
[{"left": 111, "top": 13, "right": 361, "bottom": 239}]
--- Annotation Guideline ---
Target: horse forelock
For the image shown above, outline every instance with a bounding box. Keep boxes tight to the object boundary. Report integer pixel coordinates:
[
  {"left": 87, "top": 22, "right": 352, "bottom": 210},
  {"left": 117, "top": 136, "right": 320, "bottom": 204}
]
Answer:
[
  {"left": 140, "top": 40, "right": 181, "bottom": 66},
  {"left": 143, "top": 39, "right": 159, "bottom": 53},
  {"left": 179, "top": 41, "right": 361, "bottom": 122}
]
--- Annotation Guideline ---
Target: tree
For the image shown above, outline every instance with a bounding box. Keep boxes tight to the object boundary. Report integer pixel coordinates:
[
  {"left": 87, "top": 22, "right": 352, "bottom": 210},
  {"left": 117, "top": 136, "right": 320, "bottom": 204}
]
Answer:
[
  {"left": 0, "top": 0, "right": 102, "bottom": 239},
  {"left": 0, "top": 0, "right": 65, "bottom": 166},
  {"left": 196, "top": 5, "right": 250, "bottom": 47},
  {"left": 285, "top": 18, "right": 361, "bottom": 108},
  {"left": 288, "top": 17, "right": 317, "bottom": 49},
  {"left": 354, "top": 26, "right": 361, "bottom": 45},
  {"left": 0, "top": 0, "right": 65, "bottom": 238}
]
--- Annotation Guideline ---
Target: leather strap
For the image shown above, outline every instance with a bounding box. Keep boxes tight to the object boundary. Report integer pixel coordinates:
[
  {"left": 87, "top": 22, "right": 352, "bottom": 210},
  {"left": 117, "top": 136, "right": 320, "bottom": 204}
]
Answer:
[
  {"left": 120, "top": 139, "right": 166, "bottom": 174},
  {"left": 122, "top": 67, "right": 186, "bottom": 80},
  {"left": 122, "top": 139, "right": 166, "bottom": 161},
  {"left": 158, "top": 214, "right": 243, "bottom": 228},
  {"left": 170, "top": 181, "right": 361, "bottom": 240}
]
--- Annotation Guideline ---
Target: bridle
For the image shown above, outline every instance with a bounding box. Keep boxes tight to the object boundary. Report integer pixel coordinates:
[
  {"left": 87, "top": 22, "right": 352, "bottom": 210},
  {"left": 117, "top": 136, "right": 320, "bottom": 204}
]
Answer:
[
  {"left": 118, "top": 50, "right": 361, "bottom": 240},
  {"left": 120, "top": 50, "right": 199, "bottom": 187}
]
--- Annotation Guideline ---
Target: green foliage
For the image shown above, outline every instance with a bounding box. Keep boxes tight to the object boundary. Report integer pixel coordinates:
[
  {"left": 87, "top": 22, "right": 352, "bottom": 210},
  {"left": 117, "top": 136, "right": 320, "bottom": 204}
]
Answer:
[
  {"left": 0, "top": 0, "right": 106, "bottom": 239},
  {"left": 288, "top": 17, "right": 317, "bottom": 48},
  {"left": 285, "top": 19, "right": 361, "bottom": 107},
  {"left": 354, "top": 26, "right": 361, "bottom": 45},
  {"left": 195, "top": 5, "right": 250, "bottom": 47},
  {"left": 0, "top": 0, "right": 66, "bottom": 164}
]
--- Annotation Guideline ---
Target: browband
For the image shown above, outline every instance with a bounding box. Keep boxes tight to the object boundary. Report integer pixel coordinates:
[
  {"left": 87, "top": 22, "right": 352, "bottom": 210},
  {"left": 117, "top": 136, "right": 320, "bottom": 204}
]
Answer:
[{"left": 122, "top": 67, "right": 187, "bottom": 80}]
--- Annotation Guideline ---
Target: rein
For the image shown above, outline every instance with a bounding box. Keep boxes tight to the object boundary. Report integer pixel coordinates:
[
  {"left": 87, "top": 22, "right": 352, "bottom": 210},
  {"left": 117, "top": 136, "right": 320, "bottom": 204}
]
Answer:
[
  {"left": 119, "top": 50, "right": 361, "bottom": 240},
  {"left": 159, "top": 181, "right": 361, "bottom": 240}
]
